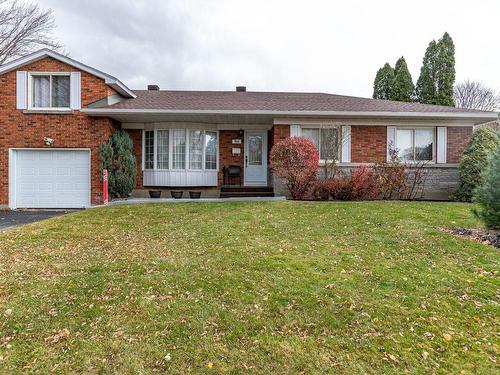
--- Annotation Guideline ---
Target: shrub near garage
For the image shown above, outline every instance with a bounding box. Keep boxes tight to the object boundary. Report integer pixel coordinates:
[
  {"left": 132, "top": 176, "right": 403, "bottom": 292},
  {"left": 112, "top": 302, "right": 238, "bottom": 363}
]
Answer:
[{"left": 99, "top": 130, "right": 137, "bottom": 198}]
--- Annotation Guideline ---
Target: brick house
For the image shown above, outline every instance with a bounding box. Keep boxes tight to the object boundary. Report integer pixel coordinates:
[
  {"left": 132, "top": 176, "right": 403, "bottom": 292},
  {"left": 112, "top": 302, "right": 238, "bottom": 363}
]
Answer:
[{"left": 0, "top": 49, "right": 496, "bottom": 208}]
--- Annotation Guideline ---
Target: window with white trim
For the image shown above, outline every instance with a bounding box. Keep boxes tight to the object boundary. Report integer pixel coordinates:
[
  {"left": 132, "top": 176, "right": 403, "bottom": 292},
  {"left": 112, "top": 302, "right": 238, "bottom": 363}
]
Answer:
[
  {"left": 156, "top": 130, "right": 169, "bottom": 169},
  {"left": 172, "top": 129, "right": 186, "bottom": 169},
  {"left": 144, "top": 130, "right": 155, "bottom": 170},
  {"left": 189, "top": 130, "right": 203, "bottom": 169},
  {"left": 144, "top": 129, "right": 218, "bottom": 171},
  {"left": 205, "top": 131, "right": 217, "bottom": 170},
  {"left": 301, "top": 127, "right": 340, "bottom": 160},
  {"left": 395, "top": 128, "right": 434, "bottom": 161},
  {"left": 30, "top": 73, "right": 70, "bottom": 109}
]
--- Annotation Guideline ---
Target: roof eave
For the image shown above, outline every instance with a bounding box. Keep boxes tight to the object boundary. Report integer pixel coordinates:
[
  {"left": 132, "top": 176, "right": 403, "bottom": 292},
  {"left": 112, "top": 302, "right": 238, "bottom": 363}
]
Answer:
[
  {"left": 0, "top": 48, "right": 136, "bottom": 98},
  {"left": 81, "top": 108, "right": 497, "bottom": 122}
]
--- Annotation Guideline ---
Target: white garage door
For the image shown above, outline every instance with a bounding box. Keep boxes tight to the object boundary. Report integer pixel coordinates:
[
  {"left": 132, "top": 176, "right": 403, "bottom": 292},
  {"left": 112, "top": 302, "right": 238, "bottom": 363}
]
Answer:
[{"left": 12, "top": 149, "right": 90, "bottom": 209}]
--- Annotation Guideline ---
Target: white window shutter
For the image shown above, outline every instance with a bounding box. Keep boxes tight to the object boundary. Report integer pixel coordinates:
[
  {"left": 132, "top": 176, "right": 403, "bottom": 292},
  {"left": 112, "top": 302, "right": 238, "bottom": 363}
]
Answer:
[
  {"left": 387, "top": 126, "right": 396, "bottom": 161},
  {"left": 341, "top": 125, "right": 351, "bottom": 163},
  {"left": 70, "top": 72, "right": 81, "bottom": 110},
  {"left": 16, "top": 71, "right": 27, "bottom": 109},
  {"left": 290, "top": 125, "right": 301, "bottom": 137},
  {"left": 436, "top": 126, "right": 447, "bottom": 163}
]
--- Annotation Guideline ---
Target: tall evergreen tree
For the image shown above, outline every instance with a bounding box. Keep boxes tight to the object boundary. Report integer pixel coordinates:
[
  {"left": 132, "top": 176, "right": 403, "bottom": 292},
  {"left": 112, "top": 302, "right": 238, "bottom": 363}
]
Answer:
[
  {"left": 415, "top": 40, "right": 439, "bottom": 104},
  {"left": 416, "top": 33, "right": 456, "bottom": 106},
  {"left": 389, "top": 56, "right": 414, "bottom": 102},
  {"left": 373, "top": 63, "right": 394, "bottom": 100},
  {"left": 435, "top": 32, "right": 455, "bottom": 106}
]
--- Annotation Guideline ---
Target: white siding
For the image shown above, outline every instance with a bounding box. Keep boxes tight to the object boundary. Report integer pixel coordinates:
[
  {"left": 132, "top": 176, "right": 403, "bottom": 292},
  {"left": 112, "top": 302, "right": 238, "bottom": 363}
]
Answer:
[{"left": 143, "top": 170, "right": 218, "bottom": 187}]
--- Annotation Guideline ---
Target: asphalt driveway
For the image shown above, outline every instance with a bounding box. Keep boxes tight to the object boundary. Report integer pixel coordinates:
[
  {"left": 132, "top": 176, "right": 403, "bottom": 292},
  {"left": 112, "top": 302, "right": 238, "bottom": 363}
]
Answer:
[{"left": 0, "top": 210, "right": 71, "bottom": 231}]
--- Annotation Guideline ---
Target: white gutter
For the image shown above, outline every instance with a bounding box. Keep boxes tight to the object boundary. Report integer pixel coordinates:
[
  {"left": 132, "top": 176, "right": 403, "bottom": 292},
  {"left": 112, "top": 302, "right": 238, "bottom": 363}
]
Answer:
[{"left": 81, "top": 108, "right": 497, "bottom": 121}]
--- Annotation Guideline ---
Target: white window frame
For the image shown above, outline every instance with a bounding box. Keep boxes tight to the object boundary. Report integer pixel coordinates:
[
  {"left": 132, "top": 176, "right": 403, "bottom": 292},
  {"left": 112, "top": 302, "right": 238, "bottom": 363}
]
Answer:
[
  {"left": 142, "top": 128, "right": 219, "bottom": 171},
  {"left": 300, "top": 125, "right": 342, "bottom": 163},
  {"left": 27, "top": 72, "right": 72, "bottom": 111},
  {"left": 394, "top": 127, "right": 436, "bottom": 163}
]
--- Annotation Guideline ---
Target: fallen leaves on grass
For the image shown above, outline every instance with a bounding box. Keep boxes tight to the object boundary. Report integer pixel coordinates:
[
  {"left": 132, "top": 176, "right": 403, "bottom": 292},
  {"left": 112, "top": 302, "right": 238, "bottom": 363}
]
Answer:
[{"left": 44, "top": 329, "right": 70, "bottom": 344}]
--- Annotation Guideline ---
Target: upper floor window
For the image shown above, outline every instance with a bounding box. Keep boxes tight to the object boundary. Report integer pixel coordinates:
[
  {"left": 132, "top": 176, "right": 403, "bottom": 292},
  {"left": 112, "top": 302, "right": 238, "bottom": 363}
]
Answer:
[
  {"left": 30, "top": 73, "right": 70, "bottom": 109},
  {"left": 395, "top": 128, "right": 434, "bottom": 162}
]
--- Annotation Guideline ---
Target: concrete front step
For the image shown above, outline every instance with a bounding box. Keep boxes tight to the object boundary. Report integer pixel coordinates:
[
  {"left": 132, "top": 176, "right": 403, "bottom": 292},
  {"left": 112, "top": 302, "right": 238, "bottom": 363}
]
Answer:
[
  {"left": 220, "top": 185, "right": 274, "bottom": 198},
  {"left": 220, "top": 191, "right": 275, "bottom": 198}
]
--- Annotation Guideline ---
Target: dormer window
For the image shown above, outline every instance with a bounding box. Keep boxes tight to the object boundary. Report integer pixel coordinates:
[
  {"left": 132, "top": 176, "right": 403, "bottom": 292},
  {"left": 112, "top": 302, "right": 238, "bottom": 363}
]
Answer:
[{"left": 29, "top": 73, "right": 70, "bottom": 109}]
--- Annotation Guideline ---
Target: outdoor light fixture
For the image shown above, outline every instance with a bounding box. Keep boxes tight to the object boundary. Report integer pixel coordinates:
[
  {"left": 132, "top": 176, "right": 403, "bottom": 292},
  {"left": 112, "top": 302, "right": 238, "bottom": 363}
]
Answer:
[{"left": 43, "top": 136, "right": 54, "bottom": 146}]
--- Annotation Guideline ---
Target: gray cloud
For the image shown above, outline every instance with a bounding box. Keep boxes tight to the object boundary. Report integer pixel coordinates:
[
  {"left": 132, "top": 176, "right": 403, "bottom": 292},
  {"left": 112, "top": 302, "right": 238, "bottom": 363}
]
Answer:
[{"left": 39, "top": 0, "right": 500, "bottom": 97}]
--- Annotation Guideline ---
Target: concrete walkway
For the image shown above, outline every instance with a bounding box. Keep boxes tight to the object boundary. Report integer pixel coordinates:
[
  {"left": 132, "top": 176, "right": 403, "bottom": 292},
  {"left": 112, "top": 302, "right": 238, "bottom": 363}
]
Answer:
[{"left": 103, "top": 196, "right": 286, "bottom": 207}]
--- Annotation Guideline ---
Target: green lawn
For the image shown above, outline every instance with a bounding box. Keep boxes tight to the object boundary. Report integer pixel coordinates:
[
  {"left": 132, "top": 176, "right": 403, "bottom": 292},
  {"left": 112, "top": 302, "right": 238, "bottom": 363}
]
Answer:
[{"left": 0, "top": 201, "right": 498, "bottom": 374}]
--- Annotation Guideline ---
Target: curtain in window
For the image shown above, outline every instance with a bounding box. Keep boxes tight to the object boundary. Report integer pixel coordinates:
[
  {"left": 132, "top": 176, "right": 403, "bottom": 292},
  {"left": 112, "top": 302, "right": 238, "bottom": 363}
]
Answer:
[
  {"left": 52, "top": 76, "right": 70, "bottom": 107},
  {"left": 320, "top": 128, "right": 339, "bottom": 160},
  {"left": 301, "top": 128, "right": 320, "bottom": 151},
  {"left": 144, "top": 131, "right": 154, "bottom": 169},
  {"left": 33, "top": 76, "right": 50, "bottom": 107},
  {"left": 189, "top": 130, "right": 203, "bottom": 169},
  {"left": 157, "top": 130, "right": 169, "bottom": 169},
  {"left": 172, "top": 129, "right": 186, "bottom": 169},
  {"left": 205, "top": 131, "right": 217, "bottom": 169}
]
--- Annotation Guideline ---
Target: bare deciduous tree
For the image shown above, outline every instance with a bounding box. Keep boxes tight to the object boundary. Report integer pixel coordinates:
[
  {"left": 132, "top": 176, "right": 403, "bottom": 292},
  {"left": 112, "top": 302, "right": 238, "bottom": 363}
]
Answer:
[
  {"left": 454, "top": 80, "right": 500, "bottom": 111},
  {"left": 0, "top": 0, "right": 61, "bottom": 64}
]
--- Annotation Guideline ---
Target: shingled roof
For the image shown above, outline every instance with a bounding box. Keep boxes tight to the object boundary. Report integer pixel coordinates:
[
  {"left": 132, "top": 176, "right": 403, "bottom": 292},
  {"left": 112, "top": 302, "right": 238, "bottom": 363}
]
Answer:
[{"left": 105, "top": 90, "right": 487, "bottom": 113}]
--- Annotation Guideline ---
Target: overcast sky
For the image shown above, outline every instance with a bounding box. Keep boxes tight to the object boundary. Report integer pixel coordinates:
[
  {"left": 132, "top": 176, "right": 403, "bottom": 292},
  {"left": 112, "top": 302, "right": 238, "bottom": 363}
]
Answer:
[{"left": 38, "top": 0, "right": 499, "bottom": 97}]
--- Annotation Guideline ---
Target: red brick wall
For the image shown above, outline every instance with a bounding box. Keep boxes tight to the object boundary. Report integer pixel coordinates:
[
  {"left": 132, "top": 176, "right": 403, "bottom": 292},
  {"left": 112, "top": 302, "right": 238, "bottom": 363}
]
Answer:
[
  {"left": 218, "top": 130, "right": 244, "bottom": 185},
  {"left": 271, "top": 125, "right": 290, "bottom": 144},
  {"left": 351, "top": 126, "right": 386, "bottom": 163},
  {"left": 0, "top": 57, "right": 119, "bottom": 206},
  {"left": 447, "top": 127, "right": 472, "bottom": 164},
  {"left": 125, "top": 129, "right": 144, "bottom": 189}
]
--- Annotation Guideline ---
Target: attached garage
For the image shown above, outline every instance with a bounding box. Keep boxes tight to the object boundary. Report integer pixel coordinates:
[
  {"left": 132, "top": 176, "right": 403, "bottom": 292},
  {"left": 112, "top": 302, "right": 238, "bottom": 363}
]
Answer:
[{"left": 9, "top": 149, "right": 91, "bottom": 209}]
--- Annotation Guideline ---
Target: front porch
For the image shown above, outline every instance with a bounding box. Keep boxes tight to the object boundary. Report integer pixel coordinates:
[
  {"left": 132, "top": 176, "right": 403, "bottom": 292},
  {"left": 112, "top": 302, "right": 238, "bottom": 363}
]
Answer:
[{"left": 123, "top": 122, "right": 289, "bottom": 196}]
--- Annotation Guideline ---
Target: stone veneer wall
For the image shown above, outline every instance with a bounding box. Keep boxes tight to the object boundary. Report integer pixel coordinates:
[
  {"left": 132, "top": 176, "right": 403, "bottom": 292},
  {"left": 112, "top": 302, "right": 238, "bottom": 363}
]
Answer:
[{"left": 273, "top": 165, "right": 460, "bottom": 200}]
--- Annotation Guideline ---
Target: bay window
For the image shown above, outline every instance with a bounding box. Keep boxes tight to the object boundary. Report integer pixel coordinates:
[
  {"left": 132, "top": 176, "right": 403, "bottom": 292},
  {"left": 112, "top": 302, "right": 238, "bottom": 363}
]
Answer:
[
  {"left": 144, "top": 130, "right": 155, "bottom": 170},
  {"left": 144, "top": 129, "right": 218, "bottom": 171},
  {"left": 31, "top": 73, "right": 70, "bottom": 109},
  {"left": 395, "top": 128, "right": 434, "bottom": 162},
  {"left": 189, "top": 130, "right": 203, "bottom": 169},
  {"left": 172, "top": 129, "right": 186, "bottom": 169},
  {"left": 301, "top": 127, "right": 340, "bottom": 160},
  {"left": 156, "top": 130, "right": 169, "bottom": 169},
  {"left": 205, "top": 131, "right": 217, "bottom": 170}
]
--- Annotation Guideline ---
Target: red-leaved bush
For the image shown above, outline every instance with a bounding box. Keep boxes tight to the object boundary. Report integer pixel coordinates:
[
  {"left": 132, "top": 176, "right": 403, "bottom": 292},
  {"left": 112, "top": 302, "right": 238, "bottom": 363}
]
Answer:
[
  {"left": 326, "top": 165, "right": 378, "bottom": 201},
  {"left": 350, "top": 165, "right": 378, "bottom": 200},
  {"left": 270, "top": 137, "right": 319, "bottom": 200},
  {"left": 311, "top": 179, "right": 332, "bottom": 200}
]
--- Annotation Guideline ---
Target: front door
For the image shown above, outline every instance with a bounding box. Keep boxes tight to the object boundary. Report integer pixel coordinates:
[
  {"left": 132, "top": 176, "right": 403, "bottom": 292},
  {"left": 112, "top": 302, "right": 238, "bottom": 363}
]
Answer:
[{"left": 244, "top": 130, "right": 268, "bottom": 186}]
